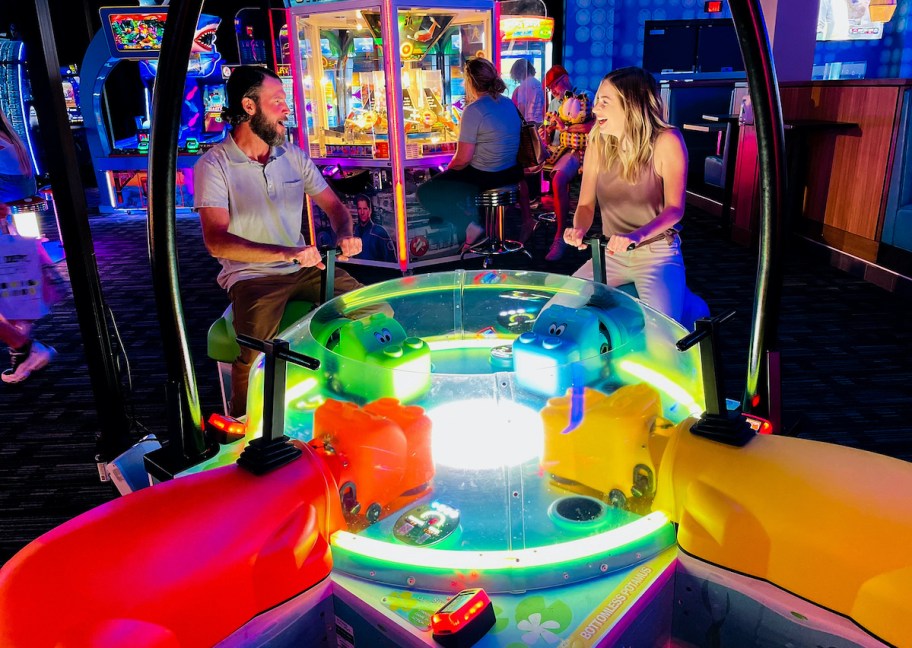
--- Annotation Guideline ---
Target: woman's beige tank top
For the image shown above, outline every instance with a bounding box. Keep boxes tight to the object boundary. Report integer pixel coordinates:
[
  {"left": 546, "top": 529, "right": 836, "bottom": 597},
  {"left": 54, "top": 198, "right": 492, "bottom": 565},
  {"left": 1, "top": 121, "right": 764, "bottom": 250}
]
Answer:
[{"left": 596, "top": 154, "right": 664, "bottom": 236}]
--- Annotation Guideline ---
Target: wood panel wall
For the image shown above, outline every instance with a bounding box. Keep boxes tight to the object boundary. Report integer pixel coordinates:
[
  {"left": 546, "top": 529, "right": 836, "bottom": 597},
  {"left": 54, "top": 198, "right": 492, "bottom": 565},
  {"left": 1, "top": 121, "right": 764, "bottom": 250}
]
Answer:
[{"left": 779, "top": 81, "right": 909, "bottom": 260}]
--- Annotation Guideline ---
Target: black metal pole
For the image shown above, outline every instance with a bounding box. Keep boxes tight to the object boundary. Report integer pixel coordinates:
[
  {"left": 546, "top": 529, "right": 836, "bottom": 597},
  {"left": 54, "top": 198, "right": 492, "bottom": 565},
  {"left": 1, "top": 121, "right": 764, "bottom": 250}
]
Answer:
[
  {"left": 728, "top": 0, "right": 786, "bottom": 429},
  {"left": 11, "top": 0, "right": 133, "bottom": 464},
  {"left": 678, "top": 311, "right": 752, "bottom": 446},
  {"left": 146, "top": 0, "right": 213, "bottom": 464}
]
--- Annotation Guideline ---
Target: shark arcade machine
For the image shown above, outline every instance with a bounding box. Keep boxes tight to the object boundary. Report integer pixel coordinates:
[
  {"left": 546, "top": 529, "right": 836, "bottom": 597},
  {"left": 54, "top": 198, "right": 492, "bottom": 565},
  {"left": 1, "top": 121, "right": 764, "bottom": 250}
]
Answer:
[
  {"left": 285, "top": 0, "right": 497, "bottom": 271},
  {"left": 78, "top": 8, "right": 227, "bottom": 213}
]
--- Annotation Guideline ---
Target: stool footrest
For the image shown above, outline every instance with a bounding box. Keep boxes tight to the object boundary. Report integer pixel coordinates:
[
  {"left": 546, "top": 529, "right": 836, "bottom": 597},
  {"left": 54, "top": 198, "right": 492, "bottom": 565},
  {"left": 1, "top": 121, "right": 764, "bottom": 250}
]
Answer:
[{"left": 461, "top": 239, "right": 532, "bottom": 268}]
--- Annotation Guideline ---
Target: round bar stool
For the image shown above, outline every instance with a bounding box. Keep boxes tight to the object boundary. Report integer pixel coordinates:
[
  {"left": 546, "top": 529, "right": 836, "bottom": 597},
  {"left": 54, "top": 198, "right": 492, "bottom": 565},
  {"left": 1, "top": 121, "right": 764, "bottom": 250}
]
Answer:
[{"left": 461, "top": 184, "right": 532, "bottom": 268}]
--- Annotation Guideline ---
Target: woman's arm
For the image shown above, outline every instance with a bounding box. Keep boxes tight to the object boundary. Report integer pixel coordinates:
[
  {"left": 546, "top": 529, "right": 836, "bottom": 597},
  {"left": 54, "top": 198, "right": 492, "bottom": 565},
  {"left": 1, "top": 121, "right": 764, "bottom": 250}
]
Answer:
[
  {"left": 447, "top": 141, "right": 475, "bottom": 171},
  {"left": 649, "top": 128, "right": 688, "bottom": 233},
  {"left": 564, "top": 147, "right": 600, "bottom": 248},
  {"left": 607, "top": 129, "right": 688, "bottom": 254}
]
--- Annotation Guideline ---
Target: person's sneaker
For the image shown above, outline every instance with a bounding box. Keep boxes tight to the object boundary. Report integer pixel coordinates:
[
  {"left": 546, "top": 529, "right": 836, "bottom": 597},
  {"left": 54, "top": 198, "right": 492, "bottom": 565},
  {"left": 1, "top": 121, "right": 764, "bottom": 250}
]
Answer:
[
  {"left": 2, "top": 343, "right": 31, "bottom": 384},
  {"left": 1, "top": 340, "right": 56, "bottom": 384},
  {"left": 545, "top": 239, "right": 566, "bottom": 261}
]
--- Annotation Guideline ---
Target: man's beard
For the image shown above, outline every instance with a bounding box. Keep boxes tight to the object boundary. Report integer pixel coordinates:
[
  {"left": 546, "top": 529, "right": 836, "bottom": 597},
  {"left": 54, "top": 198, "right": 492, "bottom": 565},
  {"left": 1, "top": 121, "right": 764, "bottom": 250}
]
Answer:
[{"left": 249, "top": 107, "right": 285, "bottom": 147}]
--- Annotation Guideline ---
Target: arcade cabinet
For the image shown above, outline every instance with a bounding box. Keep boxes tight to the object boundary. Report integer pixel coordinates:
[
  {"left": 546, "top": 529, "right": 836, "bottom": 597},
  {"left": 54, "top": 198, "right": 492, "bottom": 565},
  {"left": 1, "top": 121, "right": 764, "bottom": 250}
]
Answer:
[
  {"left": 498, "top": 14, "right": 553, "bottom": 99},
  {"left": 286, "top": 0, "right": 497, "bottom": 271},
  {"left": 78, "top": 8, "right": 227, "bottom": 213},
  {"left": 0, "top": 39, "right": 42, "bottom": 176},
  {"left": 0, "top": 38, "right": 66, "bottom": 249}
]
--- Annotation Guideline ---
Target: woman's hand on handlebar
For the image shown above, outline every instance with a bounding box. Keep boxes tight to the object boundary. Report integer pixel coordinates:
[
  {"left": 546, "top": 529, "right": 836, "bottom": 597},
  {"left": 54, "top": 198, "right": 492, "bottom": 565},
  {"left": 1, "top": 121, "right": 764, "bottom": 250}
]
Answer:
[
  {"left": 605, "top": 234, "right": 638, "bottom": 256},
  {"left": 563, "top": 227, "right": 588, "bottom": 250}
]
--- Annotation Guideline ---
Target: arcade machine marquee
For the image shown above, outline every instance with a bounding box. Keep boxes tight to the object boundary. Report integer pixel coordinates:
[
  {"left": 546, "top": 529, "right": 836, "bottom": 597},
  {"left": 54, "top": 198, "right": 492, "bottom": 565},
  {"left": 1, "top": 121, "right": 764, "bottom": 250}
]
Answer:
[{"left": 288, "top": 0, "right": 496, "bottom": 271}]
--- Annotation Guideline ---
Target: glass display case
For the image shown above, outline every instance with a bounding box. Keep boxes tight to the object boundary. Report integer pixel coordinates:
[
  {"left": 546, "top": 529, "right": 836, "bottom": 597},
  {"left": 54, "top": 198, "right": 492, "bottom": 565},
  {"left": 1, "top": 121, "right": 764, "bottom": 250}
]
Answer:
[{"left": 288, "top": 0, "right": 496, "bottom": 270}]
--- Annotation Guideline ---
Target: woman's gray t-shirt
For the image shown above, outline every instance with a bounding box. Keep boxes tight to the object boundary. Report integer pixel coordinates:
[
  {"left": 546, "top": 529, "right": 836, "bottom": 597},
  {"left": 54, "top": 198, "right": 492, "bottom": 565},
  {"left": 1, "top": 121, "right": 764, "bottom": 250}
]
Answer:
[{"left": 458, "top": 94, "right": 521, "bottom": 172}]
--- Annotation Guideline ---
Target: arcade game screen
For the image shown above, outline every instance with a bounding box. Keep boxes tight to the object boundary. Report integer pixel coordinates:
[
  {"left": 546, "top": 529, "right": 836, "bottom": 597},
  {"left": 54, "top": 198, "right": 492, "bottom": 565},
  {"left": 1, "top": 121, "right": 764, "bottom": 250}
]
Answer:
[
  {"left": 817, "top": 0, "right": 891, "bottom": 40},
  {"left": 203, "top": 84, "right": 227, "bottom": 135},
  {"left": 60, "top": 65, "right": 83, "bottom": 125},
  {"left": 103, "top": 11, "right": 167, "bottom": 55}
]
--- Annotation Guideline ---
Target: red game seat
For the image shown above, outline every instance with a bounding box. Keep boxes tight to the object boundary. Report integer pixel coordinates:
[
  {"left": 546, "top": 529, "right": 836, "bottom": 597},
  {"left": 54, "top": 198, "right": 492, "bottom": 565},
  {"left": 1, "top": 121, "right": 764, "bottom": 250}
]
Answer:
[{"left": 0, "top": 446, "right": 344, "bottom": 648}]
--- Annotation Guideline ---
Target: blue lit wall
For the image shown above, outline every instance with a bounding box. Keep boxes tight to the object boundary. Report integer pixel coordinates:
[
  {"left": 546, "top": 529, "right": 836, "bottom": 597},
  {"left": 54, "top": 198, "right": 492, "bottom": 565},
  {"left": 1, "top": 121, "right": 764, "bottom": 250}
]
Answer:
[
  {"left": 562, "top": 0, "right": 733, "bottom": 92},
  {"left": 561, "top": 1, "right": 910, "bottom": 83},
  {"left": 561, "top": 0, "right": 617, "bottom": 95}
]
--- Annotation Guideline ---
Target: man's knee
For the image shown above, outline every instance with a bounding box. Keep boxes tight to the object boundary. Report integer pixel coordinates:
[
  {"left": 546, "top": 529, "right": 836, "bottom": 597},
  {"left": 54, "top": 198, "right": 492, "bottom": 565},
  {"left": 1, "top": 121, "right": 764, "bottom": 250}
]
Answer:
[{"left": 332, "top": 269, "right": 363, "bottom": 297}]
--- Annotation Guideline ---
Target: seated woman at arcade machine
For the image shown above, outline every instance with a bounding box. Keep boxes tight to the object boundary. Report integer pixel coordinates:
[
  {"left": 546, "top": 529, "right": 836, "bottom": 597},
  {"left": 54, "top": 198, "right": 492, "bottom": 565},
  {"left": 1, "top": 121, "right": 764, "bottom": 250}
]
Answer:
[
  {"left": 563, "top": 67, "right": 705, "bottom": 328},
  {"left": 417, "top": 57, "right": 525, "bottom": 246}
]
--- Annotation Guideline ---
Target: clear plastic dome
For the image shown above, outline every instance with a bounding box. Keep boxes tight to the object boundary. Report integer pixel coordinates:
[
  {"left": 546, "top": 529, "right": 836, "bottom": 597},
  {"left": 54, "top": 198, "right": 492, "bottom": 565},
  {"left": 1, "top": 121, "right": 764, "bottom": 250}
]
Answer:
[{"left": 245, "top": 269, "right": 704, "bottom": 592}]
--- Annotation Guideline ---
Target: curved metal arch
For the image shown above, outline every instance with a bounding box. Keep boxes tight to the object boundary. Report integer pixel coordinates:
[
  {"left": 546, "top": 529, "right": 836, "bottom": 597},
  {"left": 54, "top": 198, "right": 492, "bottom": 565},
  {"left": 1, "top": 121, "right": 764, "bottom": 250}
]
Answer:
[
  {"left": 147, "top": 0, "right": 212, "bottom": 466},
  {"left": 728, "top": 0, "right": 786, "bottom": 423}
]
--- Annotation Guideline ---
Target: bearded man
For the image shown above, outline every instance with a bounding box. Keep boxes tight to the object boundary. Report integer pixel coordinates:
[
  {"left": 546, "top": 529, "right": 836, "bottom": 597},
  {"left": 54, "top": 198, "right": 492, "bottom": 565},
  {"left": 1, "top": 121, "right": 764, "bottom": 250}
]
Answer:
[{"left": 193, "top": 66, "right": 363, "bottom": 416}]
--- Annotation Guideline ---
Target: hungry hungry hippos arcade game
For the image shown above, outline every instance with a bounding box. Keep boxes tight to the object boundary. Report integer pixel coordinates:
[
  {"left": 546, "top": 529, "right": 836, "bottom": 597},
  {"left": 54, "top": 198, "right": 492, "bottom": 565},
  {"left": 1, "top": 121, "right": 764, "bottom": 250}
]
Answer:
[
  {"left": 2, "top": 270, "right": 910, "bottom": 647},
  {"left": 2, "top": 0, "right": 912, "bottom": 645}
]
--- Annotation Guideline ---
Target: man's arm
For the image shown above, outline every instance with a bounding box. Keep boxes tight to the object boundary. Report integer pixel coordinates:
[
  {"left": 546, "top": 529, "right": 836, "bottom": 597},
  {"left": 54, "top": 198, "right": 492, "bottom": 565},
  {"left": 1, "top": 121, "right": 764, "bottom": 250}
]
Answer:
[{"left": 198, "top": 206, "right": 323, "bottom": 267}]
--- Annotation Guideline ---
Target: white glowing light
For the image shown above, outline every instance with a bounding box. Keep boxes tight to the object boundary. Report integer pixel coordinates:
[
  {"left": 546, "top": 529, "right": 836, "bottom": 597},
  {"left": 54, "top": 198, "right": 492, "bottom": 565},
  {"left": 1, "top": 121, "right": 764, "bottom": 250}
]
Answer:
[
  {"left": 426, "top": 338, "right": 506, "bottom": 352},
  {"left": 331, "top": 512, "right": 670, "bottom": 570},
  {"left": 428, "top": 399, "right": 543, "bottom": 469},
  {"left": 617, "top": 360, "right": 703, "bottom": 417},
  {"left": 106, "top": 172, "right": 117, "bottom": 208},
  {"left": 11, "top": 211, "right": 41, "bottom": 238},
  {"left": 284, "top": 377, "right": 319, "bottom": 407}
]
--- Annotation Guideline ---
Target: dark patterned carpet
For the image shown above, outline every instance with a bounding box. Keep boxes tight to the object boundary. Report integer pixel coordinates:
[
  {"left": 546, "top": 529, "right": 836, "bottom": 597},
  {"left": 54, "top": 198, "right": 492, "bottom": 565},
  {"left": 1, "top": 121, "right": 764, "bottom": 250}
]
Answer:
[{"left": 2, "top": 191, "right": 911, "bottom": 565}]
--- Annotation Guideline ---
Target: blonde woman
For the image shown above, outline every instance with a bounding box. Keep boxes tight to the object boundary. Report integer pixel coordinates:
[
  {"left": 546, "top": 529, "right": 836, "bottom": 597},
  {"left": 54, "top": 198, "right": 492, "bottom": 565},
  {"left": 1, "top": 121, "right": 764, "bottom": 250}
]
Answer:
[{"left": 563, "top": 67, "right": 691, "bottom": 324}]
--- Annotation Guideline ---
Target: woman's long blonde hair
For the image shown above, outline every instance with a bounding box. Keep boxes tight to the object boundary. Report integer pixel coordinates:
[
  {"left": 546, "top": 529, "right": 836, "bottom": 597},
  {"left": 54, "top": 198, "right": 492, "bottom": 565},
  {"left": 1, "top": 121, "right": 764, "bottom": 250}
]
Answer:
[
  {"left": 589, "top": 67, "right": 670, "bottom": 183},
  {"left": 0, "top": 108, "right": 32, "bottom": 176}
]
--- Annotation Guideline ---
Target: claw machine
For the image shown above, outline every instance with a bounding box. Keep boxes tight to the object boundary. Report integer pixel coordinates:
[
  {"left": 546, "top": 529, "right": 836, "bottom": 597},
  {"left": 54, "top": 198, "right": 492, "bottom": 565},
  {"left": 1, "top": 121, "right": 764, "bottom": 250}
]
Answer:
[{"left": 287, "top": 0, "right": 496, "bottom": 271}]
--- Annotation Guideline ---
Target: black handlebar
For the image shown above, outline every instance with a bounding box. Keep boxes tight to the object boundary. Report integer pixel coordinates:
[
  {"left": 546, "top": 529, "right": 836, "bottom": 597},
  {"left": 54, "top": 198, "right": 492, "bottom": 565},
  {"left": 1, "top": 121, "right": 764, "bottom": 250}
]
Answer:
[
  {"left": 583, "top": 234, "right": 637, "bottom": 252},
  {"left": 236, "top": 335, "right": 321, "bottom": 370}
]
